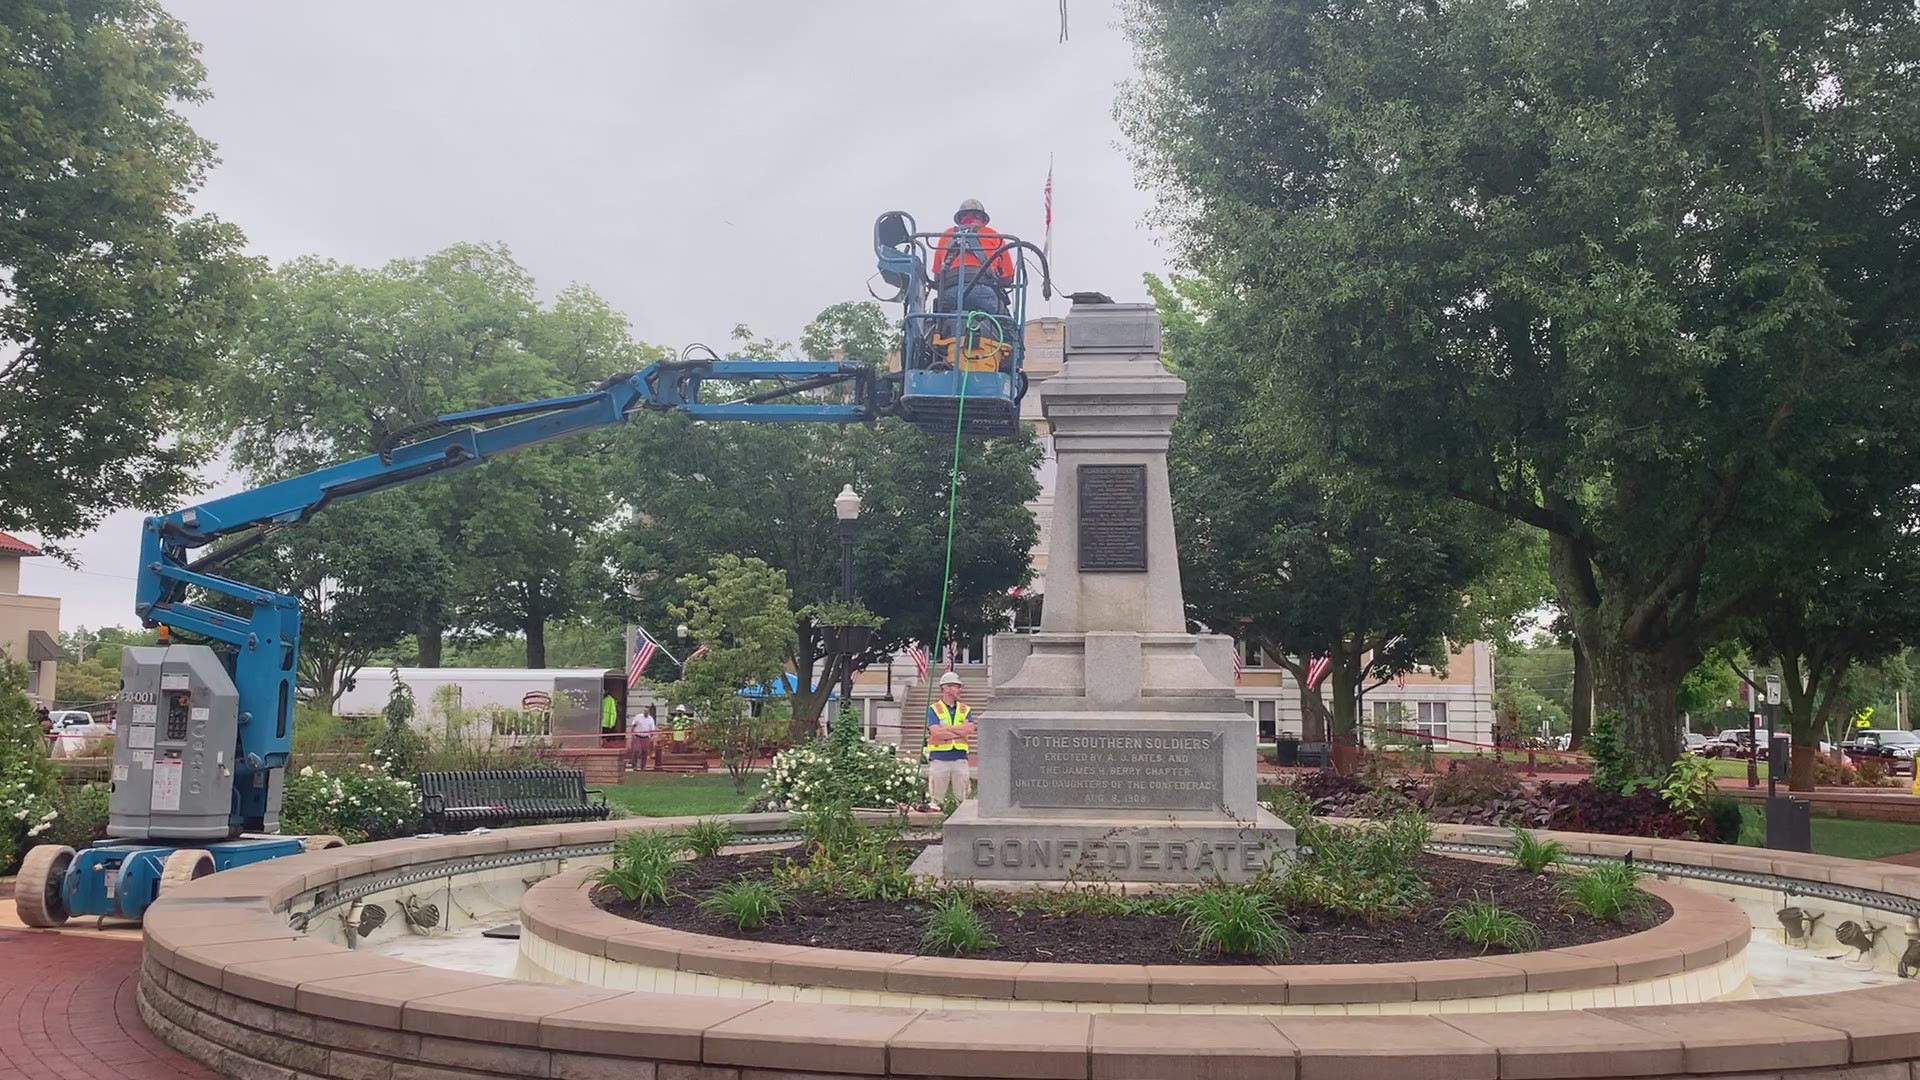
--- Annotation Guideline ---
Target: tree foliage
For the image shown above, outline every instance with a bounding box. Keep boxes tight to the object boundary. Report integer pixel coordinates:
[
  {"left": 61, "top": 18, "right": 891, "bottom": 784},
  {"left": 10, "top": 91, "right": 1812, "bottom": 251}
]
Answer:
[
  {"left": 218, "top": 499, "right": 451, "bottom": 710},
  {"left": 0, "top": 0, "right": 257, "bottom": 545},
  {"left": 1157, "top": 273, "right": 1520, "bottom": 756},
  {"left": 608, "top": 314, "right": 1041, "bottom": 741},
  {"left": 1122, "top": 0, "right": 1920, "bottom": 771},
  {"left": 668, "top": 556, "right": 796, "bottom": 791},
  {"left": 219, "top": 245, "right": 664, "bottom": 666}
]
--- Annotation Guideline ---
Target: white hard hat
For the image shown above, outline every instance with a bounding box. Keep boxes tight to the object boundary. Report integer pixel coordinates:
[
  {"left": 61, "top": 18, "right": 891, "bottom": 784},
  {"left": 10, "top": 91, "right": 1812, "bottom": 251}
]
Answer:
[{"left": 938, "top": 671, "right": 964, "bottom": 688}]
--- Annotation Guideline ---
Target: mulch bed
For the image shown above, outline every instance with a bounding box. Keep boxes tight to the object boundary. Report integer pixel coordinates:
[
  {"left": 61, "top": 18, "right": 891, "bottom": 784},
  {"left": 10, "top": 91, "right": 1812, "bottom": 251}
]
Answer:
[{"left": 589, "top": 844, "right": 1671, "bottom": 966}]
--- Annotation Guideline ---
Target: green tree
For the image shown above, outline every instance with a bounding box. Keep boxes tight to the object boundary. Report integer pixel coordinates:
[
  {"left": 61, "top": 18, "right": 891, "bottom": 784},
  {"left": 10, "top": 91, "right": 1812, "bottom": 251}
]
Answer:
[
  {"left": 668, "top": 556, "right": 795, "bottom": 793},
  {"left": 0, "top": 0, "right": 257, "bottom": 546},
  {"left": 801, "top": 301, "right": 896, "bottom": 366},
  {"left": 220, "top": 246, "right": 665, "bottom": 666},
  {"left": 1738, "top": 513, "right": 1920, "bottom": 789},
  {"left": 1156, "top": 274, "right": 1515, "bottom": 767},
  {"left": 1121, "top": 0, "right": 1920, "bottom": 772},
  {"left": 607, "top": 315, "right": 1041, "bottom": 743},
  {"left": 218, "top": 499, "right": 451, "bottom": 710}
]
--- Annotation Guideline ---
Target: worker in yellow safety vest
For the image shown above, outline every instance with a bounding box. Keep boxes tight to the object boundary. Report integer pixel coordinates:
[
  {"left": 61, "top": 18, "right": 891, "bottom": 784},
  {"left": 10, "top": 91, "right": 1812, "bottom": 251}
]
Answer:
[{"left": 926, "top": 670, "right": 976, "bottom": 804}]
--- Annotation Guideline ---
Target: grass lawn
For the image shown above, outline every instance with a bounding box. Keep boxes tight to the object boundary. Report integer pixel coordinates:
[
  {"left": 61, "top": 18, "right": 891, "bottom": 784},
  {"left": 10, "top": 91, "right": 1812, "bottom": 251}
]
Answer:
[
  {"left": 1735, "top": 805, "right": 1920, "bottom": 860},
  {"left": 603, "top": 772, "right": 756, "bottom": 818},
  {"left": 1706, "top": 758, "right": 1769, "bottom": 780}
]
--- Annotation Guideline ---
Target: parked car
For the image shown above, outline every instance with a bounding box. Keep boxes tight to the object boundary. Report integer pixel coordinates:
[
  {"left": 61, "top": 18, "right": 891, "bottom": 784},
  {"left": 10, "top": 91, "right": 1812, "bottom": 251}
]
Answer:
[
  {"left": 47, "top": 709, "right": 114, "bottom": 758},
  {"left": 1841, "top": 729, "right": 1920, "bottom": 776},
  {"left": 1684, "top": 732, "right": 1711, "bottom": 756},
  {"left": 1704, "top": 728, "right": 1770, "bottom": 758}
]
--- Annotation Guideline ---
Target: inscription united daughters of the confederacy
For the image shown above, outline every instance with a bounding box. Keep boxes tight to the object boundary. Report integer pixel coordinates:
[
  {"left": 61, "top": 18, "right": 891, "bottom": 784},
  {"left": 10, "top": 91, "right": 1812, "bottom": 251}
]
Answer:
[{"left": 1008, "top": 728, "right": 1224, "bottom": 811}]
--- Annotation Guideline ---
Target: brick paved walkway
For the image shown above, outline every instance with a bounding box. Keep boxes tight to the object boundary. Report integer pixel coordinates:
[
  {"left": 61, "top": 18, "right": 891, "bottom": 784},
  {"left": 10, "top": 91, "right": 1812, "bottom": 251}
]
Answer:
[{"left": 0, "top": 924, "right": 215, "bottom": 1080}]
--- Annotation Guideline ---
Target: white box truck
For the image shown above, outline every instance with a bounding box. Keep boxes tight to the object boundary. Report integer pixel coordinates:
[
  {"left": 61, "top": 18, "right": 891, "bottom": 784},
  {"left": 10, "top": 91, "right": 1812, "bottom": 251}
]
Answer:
[{"left": 332, "top": 667, "right": 626, "bottom": 745}]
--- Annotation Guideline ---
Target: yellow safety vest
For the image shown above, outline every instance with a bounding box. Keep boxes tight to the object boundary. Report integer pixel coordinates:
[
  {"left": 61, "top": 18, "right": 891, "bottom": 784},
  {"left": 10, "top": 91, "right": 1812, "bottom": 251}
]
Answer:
[{"left": 927, "top": 701, "right": 971, "bottom": 753}]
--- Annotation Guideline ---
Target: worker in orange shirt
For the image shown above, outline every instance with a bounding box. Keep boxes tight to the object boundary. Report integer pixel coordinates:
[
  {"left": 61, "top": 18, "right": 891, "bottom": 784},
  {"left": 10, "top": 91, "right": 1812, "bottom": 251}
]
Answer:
[{"left": 931, "top": 199, "right": 1014, "bottom": 320}]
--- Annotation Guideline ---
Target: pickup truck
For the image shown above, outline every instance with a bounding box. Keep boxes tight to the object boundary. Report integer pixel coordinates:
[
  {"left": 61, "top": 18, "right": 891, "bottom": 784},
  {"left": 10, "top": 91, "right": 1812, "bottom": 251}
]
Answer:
[{"left": 1841, "top": 729, "right": 1920, "bottom": 776}]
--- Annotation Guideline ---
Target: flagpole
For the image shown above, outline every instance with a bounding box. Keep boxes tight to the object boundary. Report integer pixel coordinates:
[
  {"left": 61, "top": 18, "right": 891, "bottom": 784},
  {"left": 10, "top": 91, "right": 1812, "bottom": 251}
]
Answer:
[
  {"left": 1043, "top": 154, "right": 1054, "bottom": 317},
  {"left": 634, "top": 625, "right": 685, "bottom": 668}
]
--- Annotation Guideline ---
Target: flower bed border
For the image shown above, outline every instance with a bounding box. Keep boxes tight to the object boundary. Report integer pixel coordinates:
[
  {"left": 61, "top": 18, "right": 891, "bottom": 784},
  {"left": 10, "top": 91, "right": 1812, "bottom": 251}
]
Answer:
[
  {"left": 139, "top": 816, "right": 1920, "bottom": 1080},
  {"left": 519, "top": 861, "right": 1746, "bottom": 1007}
]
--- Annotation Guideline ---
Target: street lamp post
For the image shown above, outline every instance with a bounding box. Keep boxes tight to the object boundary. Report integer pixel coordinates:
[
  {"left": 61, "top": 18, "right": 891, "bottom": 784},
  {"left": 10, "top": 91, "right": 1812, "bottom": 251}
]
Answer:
[{"left": 833, "top": 484, "right": 862, "bottom": 726}]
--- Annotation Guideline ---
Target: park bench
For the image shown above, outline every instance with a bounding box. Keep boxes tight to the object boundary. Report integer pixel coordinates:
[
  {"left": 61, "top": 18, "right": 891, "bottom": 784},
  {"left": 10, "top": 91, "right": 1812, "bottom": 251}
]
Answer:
[
  {"left": 418, "top": 768, "right": 610, "bottom": 831},
  {"left": 1295, "top": 741, "right": 1331, "bottom": 769}
]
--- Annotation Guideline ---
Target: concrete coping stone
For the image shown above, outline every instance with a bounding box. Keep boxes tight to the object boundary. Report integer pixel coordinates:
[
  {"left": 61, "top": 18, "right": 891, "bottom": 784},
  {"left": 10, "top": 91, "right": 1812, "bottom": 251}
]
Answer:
[
  {"left": 136, "top": 813, "right": 1920, "bottom": 1080},
  {"left": 519, "top": 859, "right": 1744, "bottom": 1004}
]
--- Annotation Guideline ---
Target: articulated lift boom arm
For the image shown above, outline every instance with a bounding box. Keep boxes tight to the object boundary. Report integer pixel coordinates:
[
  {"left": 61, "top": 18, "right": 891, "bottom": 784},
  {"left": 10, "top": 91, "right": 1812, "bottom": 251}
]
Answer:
[{"left": 133, "top": 356, "right": 881, "bottom": 830}]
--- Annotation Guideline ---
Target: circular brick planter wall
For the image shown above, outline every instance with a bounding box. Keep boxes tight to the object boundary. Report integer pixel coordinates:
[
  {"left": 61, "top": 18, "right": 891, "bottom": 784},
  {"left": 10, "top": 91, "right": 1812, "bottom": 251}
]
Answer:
[
  {"left": 518, "top": 864, "right": 1752, "bottom": 1013},
  {"left": 136, "top": 816, "right": 1920, "bottom": 1080}
]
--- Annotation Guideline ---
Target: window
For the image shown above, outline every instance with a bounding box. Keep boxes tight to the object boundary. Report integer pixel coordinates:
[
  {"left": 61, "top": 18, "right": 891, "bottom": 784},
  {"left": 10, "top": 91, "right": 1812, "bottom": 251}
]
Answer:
[
  {"left": 1240, "top": 639, "right": 1266, "bottom": 668},
  {"left": 26, "top": 661, "right": 42, "bottom": 698},
  {"left": 1012, "top": 594, "right": 1044, "bottom": 633},
  {"left": 1257, "top": 700, "right": 1277, "bottom": 741},
  {"left": 1417, "top": 701, "right": 1449, "bottom": 744}
]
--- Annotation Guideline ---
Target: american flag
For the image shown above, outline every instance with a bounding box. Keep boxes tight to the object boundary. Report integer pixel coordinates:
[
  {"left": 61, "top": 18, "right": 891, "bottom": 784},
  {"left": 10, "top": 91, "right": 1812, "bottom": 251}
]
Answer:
[
  {"left": 685, "top": 643, "right": 709, "bottom": 665},
  {"left": 1231, "top": 643, "right": 1244, "bottom": 681},
  {"left": 1306, "top": 654, "right": 1331, "bottom": 691},
  {"left": 1396, "top": 671, "right": 1408, "bottom": 690},
  {"left": 943, "top": 640, "right": 956, "bottom": 671},
  {"left": 1042, "top": 157, "right": 1054, "bottom": 264},
  {"left": 628, "top": 629, "right": 658, "bottom": 689},
  {"left": 906, "top": 642, "right": 929, "bottom": 682}
]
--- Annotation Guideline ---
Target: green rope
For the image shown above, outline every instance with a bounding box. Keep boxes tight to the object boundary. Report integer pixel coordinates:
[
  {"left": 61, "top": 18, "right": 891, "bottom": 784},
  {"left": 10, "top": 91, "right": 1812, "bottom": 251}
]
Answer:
[
  {"left": 925, "top": 316, "right": 992, "bottom": 711},
  {"left": 924, "top": 309, "right": 1012, "bottom": 711}
]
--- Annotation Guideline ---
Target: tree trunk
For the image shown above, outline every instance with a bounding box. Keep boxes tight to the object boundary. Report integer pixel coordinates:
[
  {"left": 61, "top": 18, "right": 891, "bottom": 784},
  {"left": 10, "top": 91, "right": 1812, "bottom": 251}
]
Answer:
[
  {"left": 1592, "top": 644, "right": 1687, "bottom": 773},
  {"left": 786, "top": 627, "right": 835, "bottom": 744},
  {"left": 1300, "top": 692, "right": 1328, "bottom": 743},
  {"left": 1790, "top": 743, "right": 1819, "bottom": 790},
  {"left": 1327, "top": 658, "right": 1360, "bottom": 774},
  {"left": 1569, "top": 633, "right": 1593, "bottom": 750},
  {"left": 525, "top": 617, "right": 547, "bottom": 668},
  {"left": 417, "top": 625, "right": 444, "bottom": 667}
]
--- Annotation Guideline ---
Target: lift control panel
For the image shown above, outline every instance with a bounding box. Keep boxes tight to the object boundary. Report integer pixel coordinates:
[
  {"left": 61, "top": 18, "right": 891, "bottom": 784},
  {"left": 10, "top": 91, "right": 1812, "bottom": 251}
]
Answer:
[{"left": 110, "top": 645, "right": 247, "bottom": 841}]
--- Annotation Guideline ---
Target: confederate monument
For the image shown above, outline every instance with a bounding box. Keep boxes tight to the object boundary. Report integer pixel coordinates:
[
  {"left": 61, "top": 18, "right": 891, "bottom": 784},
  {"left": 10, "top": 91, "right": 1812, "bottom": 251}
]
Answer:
[{"left": 937, "top": 298, "right": 1296, "bottom": 884}]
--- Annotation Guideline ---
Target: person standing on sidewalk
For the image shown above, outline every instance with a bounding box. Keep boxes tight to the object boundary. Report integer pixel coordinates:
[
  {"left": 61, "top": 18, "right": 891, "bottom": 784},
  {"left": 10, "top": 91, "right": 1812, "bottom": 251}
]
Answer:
[
  {"left": 627, "top": 705, "right": 658, "bottom": 771},
  {"left": 926, "top": 671, "right": 977, "bottom": 804}
]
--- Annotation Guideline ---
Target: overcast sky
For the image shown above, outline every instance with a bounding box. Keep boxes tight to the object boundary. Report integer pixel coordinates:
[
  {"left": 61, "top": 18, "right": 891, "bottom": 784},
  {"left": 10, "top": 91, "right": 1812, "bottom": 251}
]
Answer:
[{"left": 22, "top": 0, "right": 1171, "bottom": 632}]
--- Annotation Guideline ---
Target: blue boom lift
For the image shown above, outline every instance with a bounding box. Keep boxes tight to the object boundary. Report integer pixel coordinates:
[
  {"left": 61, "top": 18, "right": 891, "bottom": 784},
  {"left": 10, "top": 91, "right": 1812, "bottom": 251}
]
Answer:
[{"left": 12, "top": 213, "right": 1051, "bottom": 926}]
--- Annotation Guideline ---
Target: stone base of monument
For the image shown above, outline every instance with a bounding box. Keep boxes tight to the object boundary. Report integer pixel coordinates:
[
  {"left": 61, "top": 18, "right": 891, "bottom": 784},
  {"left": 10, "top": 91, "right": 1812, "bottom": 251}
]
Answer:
[{"left": 928, "top": 802, "right": 1294, "bottom": 886}]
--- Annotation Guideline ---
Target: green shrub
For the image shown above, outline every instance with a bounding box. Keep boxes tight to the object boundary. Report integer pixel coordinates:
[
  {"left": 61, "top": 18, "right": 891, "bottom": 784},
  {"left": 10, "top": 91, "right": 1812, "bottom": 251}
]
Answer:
[
  {"left": 920, "top": 893, "right": 999, "bottom": 955},
  {"left": 40, "top": 783, "right": 111, "bottom": 851},
  {"left": 368, "top": 672, "right": 426, "bottom": 778},
  {"left": 280, "top": 765, "right": 419, "bottom": 842},
  {"left": 1706, "top": 795, "right": 1745, "bottom": 845},
  {"left": 586, "top": 830, "right": 681, "bottom": 906},
  {"left": 1560, "top": 861, "right": 1650, "bottom": 921},
  {"left": 0, "top": 655, "right": 59, "bottom": 873},
  {"left": 1658, "top": 753, "right": 1718, "bottom": 826},
  {"left": 762, "top": 717, "right": 923, "bottom": 811},
  {"left": 1264, "top": 784, "right": 1315, "bottom": 828},
  {"left": 1586, "top": 710, "right": 1632, "bottom": 793},
  {"left": 1442, "top": 897, "right": 1541, "bottom": 952},
  {"left": 683, "top": 819, "right": 735, "bottom": 859},
  {"left": 1277, "top": 812, "right": 1432, "bottom": 920},
  {"left": 1179, "top": 885, "right": 1294, "bottom": 959},
  {"left": 698, "top": 880, "right": 788, "bottom": 930},
  {"left": 1509, "top": 828, "right": 1565, "bottom": 875}
]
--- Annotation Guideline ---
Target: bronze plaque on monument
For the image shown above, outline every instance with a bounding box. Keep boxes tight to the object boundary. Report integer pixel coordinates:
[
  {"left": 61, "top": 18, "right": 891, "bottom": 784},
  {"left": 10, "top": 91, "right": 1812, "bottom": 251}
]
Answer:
[
  {"left": 1077, "top": 464, "right": 1148, "bottom": 572},
  {"left": 1008, "top": 728, "right": 1224, "bottom": 811}
]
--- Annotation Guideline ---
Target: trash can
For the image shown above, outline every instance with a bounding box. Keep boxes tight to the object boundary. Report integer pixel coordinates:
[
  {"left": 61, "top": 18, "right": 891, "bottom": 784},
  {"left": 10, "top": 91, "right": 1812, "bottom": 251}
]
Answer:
[
  {"left": 1274, "top": 736, "right": 1301, "bottom": 767},
  {"left": 1765, "top": 796, "right": 1812, "bottom": 852}
]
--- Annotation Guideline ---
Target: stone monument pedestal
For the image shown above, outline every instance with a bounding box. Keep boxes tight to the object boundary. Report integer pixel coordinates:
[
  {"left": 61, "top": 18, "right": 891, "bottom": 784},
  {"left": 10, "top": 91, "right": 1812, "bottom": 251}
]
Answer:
[{"left": 937, "top": 300, "right": 1293, "bottom": 886}]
